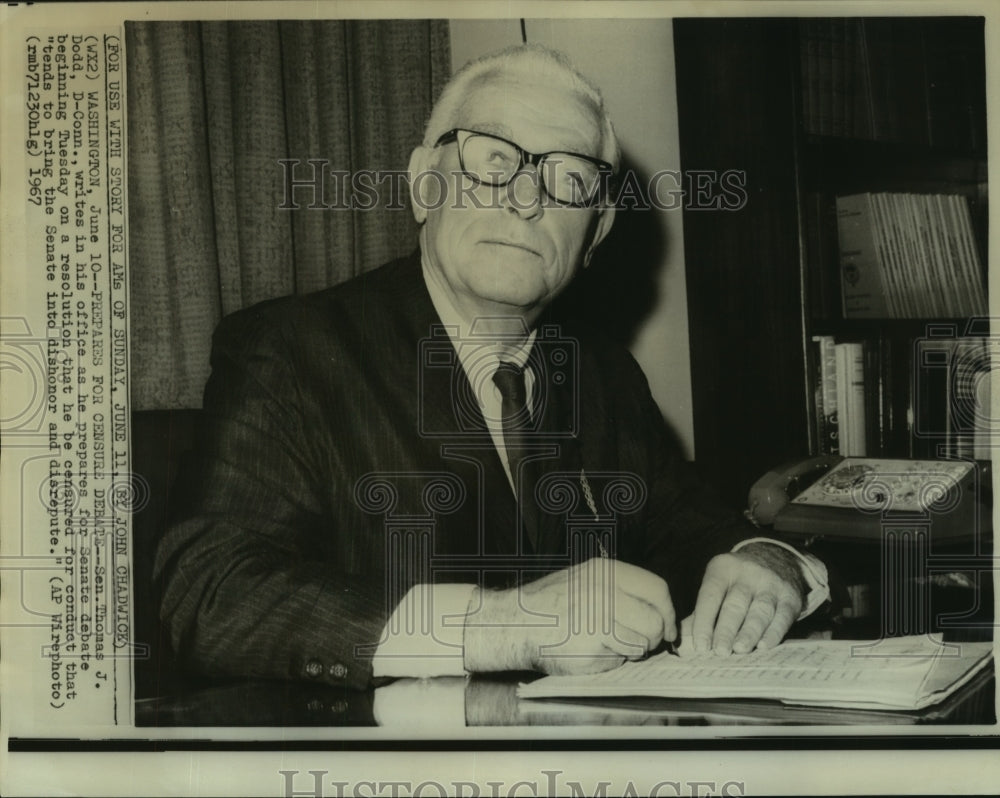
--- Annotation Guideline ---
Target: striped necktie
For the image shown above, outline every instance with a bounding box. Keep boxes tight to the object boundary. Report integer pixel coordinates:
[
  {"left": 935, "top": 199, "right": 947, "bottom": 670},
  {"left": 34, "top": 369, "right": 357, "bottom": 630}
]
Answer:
[{"left": 492, "top": 361, "right": 537, "bottom": 550}]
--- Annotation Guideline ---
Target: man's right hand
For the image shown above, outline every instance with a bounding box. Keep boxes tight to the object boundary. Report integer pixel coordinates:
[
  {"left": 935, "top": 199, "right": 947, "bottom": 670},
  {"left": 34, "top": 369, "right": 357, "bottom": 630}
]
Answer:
[{"left": 463, "top": 558, "right": 676, "bottom": 676}]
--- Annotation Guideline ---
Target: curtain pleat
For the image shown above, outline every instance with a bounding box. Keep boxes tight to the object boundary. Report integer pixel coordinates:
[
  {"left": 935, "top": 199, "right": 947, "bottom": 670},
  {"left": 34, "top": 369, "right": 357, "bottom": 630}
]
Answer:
[
  {"left": 281, "top": 20, "right": 355, "bottom": 294},
  {"left": 199, "top": 24, "right": 240, "bottom": 313},
  {"left": 126, "top": 20, "right": 450, "bottom": 409}
]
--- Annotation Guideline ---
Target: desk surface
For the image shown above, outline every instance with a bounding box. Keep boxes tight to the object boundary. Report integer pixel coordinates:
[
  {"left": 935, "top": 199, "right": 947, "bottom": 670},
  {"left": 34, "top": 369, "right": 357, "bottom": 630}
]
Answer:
[
  {"left": 136, "top": 631, "right": 996, "bottom": 730},
  {"left": 135, "top": 667, "right": 995, "bottom": 729}
]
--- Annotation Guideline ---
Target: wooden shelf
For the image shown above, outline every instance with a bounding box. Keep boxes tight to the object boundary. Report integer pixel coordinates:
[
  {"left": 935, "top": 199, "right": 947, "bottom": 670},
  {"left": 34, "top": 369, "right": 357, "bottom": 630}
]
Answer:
[
  {"left": 808, "top": 318, "right": 991, "bottom": 340},
  {"left": 799, "top": 134, "right": 987, "bottom": 195}
]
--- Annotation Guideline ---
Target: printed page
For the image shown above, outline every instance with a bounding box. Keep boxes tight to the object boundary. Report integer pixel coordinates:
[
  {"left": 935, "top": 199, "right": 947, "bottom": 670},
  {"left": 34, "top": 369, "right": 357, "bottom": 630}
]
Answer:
[{"left": 519, "top": 637, "right": 994, "bottom": 710}]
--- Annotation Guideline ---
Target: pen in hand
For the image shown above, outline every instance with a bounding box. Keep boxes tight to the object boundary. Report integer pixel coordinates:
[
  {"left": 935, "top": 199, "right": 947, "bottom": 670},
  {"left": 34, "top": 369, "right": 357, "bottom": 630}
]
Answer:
[
  {"left": 581, "top": 469, "right": 610, "bottom": 559},
  {"left": 648, "top": 615, "right": 691, "bottom": 659},
  {"left": 644, "top": 636, "right": 680, "bottom": 660}
]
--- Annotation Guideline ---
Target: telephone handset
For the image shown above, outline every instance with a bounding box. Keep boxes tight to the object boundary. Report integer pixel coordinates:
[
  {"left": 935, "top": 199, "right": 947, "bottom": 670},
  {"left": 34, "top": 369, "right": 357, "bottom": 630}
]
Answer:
[{"left": 746, "top": 454, "right": 842, "bottom": 527}]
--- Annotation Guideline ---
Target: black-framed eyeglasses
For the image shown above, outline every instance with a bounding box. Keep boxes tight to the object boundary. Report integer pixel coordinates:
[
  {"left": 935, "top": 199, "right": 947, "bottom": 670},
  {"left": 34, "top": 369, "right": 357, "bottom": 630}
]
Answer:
[{"left": 434, "top": 128, "right": 613, "bottom": 208}]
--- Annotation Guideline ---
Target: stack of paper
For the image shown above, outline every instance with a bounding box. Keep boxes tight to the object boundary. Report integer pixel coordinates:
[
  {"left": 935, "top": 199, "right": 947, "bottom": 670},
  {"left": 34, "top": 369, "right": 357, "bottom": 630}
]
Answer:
[{"left": 518, "top": 636, "right": 993, "bottom": 711}]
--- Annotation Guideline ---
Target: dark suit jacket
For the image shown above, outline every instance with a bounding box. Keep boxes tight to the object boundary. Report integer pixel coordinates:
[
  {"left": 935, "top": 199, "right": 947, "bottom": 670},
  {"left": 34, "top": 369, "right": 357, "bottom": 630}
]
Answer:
[{"left": 155, "top": 252, "right": 754, "bottom": 689}]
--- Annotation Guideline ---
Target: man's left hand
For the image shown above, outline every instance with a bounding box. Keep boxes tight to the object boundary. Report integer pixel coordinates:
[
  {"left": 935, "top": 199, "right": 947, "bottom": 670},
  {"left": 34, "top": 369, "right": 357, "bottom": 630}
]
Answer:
[{"left": 690, "top": 544, "right": 806, "bottom": 655}]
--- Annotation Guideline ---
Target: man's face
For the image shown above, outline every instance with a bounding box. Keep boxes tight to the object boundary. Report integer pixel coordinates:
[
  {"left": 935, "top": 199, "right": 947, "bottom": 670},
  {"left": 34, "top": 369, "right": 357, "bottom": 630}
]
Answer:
[{"left": 413, "top": 77, "right": 615, "bottom": 318}]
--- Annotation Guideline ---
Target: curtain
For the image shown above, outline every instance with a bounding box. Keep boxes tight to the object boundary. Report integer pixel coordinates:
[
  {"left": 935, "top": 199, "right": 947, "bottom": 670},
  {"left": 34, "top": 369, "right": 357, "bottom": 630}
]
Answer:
[{"left": 126, "top": 20, "right": 451, "bottom": 409}]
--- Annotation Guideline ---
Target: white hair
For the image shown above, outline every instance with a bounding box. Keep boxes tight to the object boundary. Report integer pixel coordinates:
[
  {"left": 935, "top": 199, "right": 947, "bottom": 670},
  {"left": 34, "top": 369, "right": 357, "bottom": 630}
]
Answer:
[{"left": 422, "top": 43, "right": 621, "bottom": 172}]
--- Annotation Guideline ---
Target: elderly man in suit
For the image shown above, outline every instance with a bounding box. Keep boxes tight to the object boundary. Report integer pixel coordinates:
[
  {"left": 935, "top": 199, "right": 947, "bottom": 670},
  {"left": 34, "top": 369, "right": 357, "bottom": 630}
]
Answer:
[{"left": 156, "top": 44, "right": 827, "bottom": 690}]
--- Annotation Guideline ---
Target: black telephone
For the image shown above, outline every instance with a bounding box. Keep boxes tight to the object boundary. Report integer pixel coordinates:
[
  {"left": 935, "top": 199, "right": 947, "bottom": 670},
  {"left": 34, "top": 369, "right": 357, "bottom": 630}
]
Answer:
[
  {"left": 746, "top": 455, "right": 843, "bottom": 527},
  {"left": 746, "top": 455, "right": 986, "bottom": 542}
]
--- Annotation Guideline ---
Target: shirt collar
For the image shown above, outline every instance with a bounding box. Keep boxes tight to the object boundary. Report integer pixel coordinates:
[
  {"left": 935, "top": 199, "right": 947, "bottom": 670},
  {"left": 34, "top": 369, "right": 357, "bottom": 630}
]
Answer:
[{"left": 420, "top": 250, "right": 537, "bottom": 374}]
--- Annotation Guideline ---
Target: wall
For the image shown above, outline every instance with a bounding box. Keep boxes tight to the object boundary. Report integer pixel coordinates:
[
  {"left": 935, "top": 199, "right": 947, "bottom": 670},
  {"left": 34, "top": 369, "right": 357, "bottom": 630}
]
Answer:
[{"left": 449, "top": 18, "right": 696, "bottom": 458}]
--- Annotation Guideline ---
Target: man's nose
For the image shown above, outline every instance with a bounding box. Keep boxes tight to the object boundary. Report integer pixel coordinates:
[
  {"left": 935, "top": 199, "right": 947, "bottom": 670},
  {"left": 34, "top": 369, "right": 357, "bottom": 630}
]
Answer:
[{"left": 502, "top": 167, "right": 544, "bottom": 219}]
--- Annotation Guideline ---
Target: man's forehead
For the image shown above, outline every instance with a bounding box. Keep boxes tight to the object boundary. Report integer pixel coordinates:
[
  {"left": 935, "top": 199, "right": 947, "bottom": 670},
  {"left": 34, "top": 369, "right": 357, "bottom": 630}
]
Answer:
[{"left": 452, "top": 76, "right": 603, "bottom": 156}]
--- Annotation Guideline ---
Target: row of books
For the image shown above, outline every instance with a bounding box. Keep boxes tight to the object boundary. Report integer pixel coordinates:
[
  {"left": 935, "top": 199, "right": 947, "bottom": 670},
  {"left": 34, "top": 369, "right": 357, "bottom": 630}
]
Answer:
[
  {"left": 799, "top": 18, "right": 873, "bottom": 140},
  {"left": 812, "top": 332, "right": 993, "bottom": 460},
  {"left": 798, "top": 18, "right": 985, "bottom": 150},
  {"left": 836, "top": 192, "right": 986, "bottom": 319},
  {"left": 813, "top": 337, "right": 867, "bottom": 456}
]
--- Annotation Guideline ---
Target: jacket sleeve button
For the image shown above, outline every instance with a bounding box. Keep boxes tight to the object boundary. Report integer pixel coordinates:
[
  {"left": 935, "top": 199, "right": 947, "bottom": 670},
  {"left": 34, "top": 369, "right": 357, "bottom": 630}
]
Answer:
[
  {"left": 329, "top": 662, "right": 348, "bottom": 679},
  {"left": 305, "top": 659, "right": 323, "bottom": 678}
]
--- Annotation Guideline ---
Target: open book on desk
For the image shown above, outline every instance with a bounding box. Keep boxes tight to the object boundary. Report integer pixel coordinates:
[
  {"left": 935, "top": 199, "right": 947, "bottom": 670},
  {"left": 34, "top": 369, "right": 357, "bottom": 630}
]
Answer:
[{"left": 518, "top": 636, "right": 994, "bottom": 711}]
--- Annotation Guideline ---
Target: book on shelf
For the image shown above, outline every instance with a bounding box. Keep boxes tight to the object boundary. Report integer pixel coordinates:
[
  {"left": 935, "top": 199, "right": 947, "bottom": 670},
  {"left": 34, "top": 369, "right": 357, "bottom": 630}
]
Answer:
[
  {"left": 864, "top": 339, "right": 884, "bottom": 454},
  {"left": 799, "top": 18, "right": 857, "bottom": 138},
  {"left": 518, "top": 635, "right": 993, "bottom": 712},
  {"left": 877, "top": 334, "right": 912, "bottom": 456},
  {"left": 815, "top": 19, "right": 834, "bottom": 136},
  {"left": 862, "top": 19, "right": 928, "bottom": 145},
  {"left": 835, "top": 192, "right": 986, "bottom": 319},
  {"left": 798, "top": 18, "right": 984, "bottom": 149},
  {"left": 834, "top": 341, "right": 866, "bottom": 456},
  {"left": 836, "top": 193, "right": 888, "bottom": 318},
  {"left": 812, "top": 335, "right": 840, "bottom": 454}
]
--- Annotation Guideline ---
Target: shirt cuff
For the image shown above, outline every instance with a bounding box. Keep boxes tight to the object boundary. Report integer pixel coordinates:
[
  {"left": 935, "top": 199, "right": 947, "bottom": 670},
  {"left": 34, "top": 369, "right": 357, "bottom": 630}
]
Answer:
[
  {"left": 372, "top": 676, "right": 468, "bottom": 729},
  {"left": 731, "top": 536, "right": 830, "bottom": 620},
  {"left": 371, "top": 583, "right": 476, "bottom": 679}
]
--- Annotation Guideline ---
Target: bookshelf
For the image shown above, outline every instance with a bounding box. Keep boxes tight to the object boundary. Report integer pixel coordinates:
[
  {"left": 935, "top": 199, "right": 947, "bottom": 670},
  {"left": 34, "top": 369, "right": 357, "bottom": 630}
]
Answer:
[
  {"left": 673, "top": 16, "right": 989, "bottom": 506},
  {"left": 796, "top": 18, "right": 988, "bottom": 463},
  {"left": 674, "top": 16, "right": 991, "bottom": 627}
]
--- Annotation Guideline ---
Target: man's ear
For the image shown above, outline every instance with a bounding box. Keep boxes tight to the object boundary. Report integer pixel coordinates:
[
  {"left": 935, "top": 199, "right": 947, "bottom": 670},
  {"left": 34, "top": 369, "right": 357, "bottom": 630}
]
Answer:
[
  {"left": 407, "top": 146, "right": 434, "bottom": 224},
  {"left": 583, "top": 205, "right": 616, "bottom": 268}
]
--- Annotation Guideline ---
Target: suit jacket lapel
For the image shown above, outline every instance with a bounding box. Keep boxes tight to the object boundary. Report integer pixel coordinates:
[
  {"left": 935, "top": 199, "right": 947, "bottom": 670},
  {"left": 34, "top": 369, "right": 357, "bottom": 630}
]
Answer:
[
  {"left": 524, "top": 342, "right": 585, "bottom": 560},
  {"left": 387, "top": 254, "right": 521, "bottom": 558}
]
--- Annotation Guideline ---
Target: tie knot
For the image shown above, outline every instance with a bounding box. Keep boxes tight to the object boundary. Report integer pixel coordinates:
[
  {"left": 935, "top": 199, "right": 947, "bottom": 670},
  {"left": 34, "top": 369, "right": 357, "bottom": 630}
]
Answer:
[{"left": 492, "top": 361, "right": 527, "bottom": 404}]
